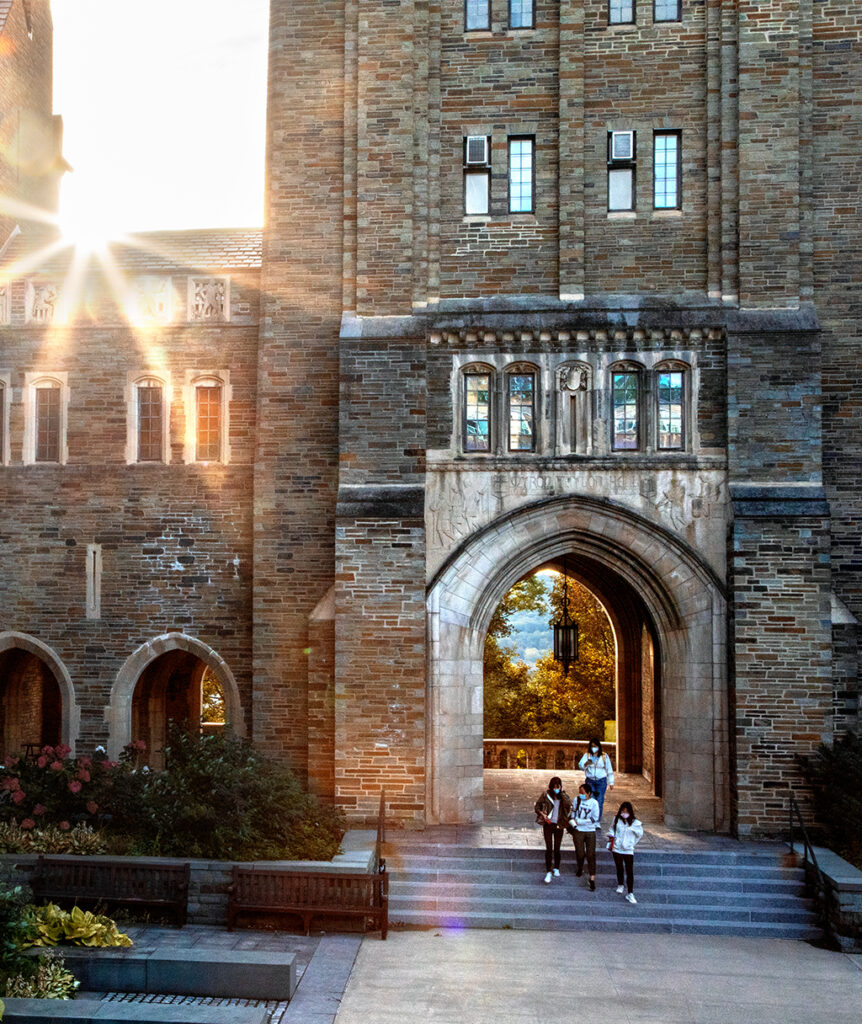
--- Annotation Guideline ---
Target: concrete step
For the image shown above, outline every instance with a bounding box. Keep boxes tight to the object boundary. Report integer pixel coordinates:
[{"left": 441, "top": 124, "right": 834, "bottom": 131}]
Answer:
[
  {"left": 389, "top": 845, "right": 789, "bottom": 867},
  {"left": 392, "top": 862, "right": 805, "bottom": 882},
  {"left": 392, "top": 873, "right": 807, "bottom": 896}
]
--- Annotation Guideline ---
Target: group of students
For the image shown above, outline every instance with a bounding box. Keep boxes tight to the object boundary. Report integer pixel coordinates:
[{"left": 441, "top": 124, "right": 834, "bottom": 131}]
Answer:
[{"left": 533, "top": 738, "right": 642, "bottom": 904}]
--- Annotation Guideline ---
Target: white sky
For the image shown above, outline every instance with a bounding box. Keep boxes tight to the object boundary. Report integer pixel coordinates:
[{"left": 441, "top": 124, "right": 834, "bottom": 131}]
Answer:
[{"left": 52, "top": 0, "right": 270, "bottom": 235}]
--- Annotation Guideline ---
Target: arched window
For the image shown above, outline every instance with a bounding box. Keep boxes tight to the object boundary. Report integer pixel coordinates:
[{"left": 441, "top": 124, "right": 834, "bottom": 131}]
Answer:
[
  {"left": 23, "top": 373, "right": 69, "bottom": 465},
  {"left": 610, "top": 362, "right": 643, "bottom": 451},
  {"left": 505, "top": 364, "right": 538, "bottom": 452},
  {"left": 655, "top": 361, "right": 688, "bottom": 451},
  {"left": 184, "top": 372, "right": 231, "bottom": 464},
  {"left": 127, "top": 373, "right": 171, "bottom": 464},
  {"left": 462, "top": 365, "right": 493, "bottom": 453}
]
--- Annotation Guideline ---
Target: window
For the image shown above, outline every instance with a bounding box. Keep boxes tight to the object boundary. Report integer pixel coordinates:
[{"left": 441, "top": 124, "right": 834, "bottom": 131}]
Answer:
[
  {"left": 23, "top": 374, "right": 68, "bottom": 465},
  {"left": 464, "top": 136, "right": 491, "bottom": 216},
  {"left": 654, "top": 132, "right": 681, "bottom": 209},
  {"left": 465, "top": 0, "right": 490, "bottom": 31},
  {"left": 654, "top": 0, "right": 680, "bottom": 21},
  {"left": 609, "top": 0, "right": 635, "bottom": 24},
  {"left": 184, "top": 372, "right": 230, "bottom": 464},
  {"left": 137, "top": 381, "right": 165, "bottom": 462},
  {"left": 657, "top": 369, "right": 685, "bottom": 450},
  {"left": 608, "top": 131, "right": 636, "bottom": 212},
  {"left": 507, "top": 372, "right": 535, "bottom": 451},
  {"left": 509, "top": 0, "right": 534, "bottom": 28},
  {"left": 508, "top": 137, "right": 534, "bottom": 214},
  {"left": 464, "top": 372, "right": 491, "bottom": 451},
  {"left": 0, "top": 379, "right": 6, "bottom": 465},
  {"left": 612, "top": 372, "right": 639, "bottom": 450},
  {"left": 35, "top": 385, "right": 61, "bottom": 462}
]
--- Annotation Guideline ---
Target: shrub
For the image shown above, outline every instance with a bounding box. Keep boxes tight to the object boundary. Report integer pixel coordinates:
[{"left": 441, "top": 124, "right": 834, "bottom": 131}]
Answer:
[
  {"left": 21, "top": 904, "right": 132, "bottom": 949},
  {"left": 4, "top": 952, "right": 78, "bottom": 1000},
  {"left": 804, "top": 731, "right": 862, "bottom": 869},
  {"left": 0, "top": 822, "right": 106, "bottom": 856},
  {"left": 0, "top": 872, "right": 32, "bottom": 985}
]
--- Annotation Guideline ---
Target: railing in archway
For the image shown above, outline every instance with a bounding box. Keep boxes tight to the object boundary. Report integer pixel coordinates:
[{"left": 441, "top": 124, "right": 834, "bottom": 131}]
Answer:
[{"left": 484, "top": 738, "right": 616, "bottom": 772}]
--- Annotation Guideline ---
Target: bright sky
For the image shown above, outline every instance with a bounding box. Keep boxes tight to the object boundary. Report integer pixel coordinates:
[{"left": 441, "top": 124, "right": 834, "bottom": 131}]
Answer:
[{"left": 52, "top": 0, "right": 270, "bottom": 237}]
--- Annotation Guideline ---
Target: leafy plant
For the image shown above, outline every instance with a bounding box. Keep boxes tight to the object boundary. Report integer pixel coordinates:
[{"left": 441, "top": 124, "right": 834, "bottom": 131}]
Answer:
[
  {"left": 21, "top": 904, "right": 132, "bottom": 949},
  {"left": 4, "top": 952, "right": 78, "bottom": 999},
  {"left": 0, "top": 822, "right": 106, "bottom": 856},
  {"left": 0, "top": 873, "right": 32, "bottom": 983},
  {"left": 803, "top": 732, "right": 862, "bottom": 869}
]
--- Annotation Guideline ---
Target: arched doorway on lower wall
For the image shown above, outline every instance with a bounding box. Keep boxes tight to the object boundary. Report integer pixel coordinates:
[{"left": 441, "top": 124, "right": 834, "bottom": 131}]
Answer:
[
  {"left": 0, "top": 632, "right": 79, "bottom": 758},
  {"left": 427, "top": 495, "right": 728, "bottom": 833},
  {"left": 107, "top": 634, "right": 245, "bottom": 764}
]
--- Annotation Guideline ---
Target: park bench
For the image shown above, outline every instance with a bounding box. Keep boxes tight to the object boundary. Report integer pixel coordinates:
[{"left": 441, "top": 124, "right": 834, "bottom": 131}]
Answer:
[
  {"left": 227, "top": 865, "right": 388, "bottom": 938},
  {"left": 31, "top": 855, "right": 190, "bottom": 926}
]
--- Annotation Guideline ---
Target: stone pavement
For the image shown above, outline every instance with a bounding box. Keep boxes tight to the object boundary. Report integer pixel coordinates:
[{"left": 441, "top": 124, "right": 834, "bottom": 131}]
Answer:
[{"left": 334, "top": 930, "right": 862, "bottom": 1024}]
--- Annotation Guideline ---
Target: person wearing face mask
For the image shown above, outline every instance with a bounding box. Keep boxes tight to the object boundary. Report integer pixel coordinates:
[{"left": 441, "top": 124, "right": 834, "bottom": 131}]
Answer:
[
  {"left": 570, "top": 780, "right": 600, "bottom": 890},
  {"left": 607, "top": 800, "right": 643, "bottom": 904},
  {"left": 534, "top": 775, "right": 573, "bottom": 884},
  {"left": 578, "top": 737, "right": 615, "bottom": 825}
]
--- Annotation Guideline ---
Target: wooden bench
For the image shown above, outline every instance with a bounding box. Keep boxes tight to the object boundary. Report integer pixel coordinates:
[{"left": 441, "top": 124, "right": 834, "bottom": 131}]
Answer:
[
  {"left": 32, "top": 855, "right": 190, "bottom": 926},
  {"left": 227, "top": 866, "right": 388, "bottom": 939}
]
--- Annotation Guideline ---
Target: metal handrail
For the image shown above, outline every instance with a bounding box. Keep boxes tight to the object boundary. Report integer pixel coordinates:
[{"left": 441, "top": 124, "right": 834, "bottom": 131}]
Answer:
[
  {"left": 373, "top": 789, "right": 386, "bottom": 874},
  {"left": 788, "top": 792, "right": 832, "bottom": 941}
]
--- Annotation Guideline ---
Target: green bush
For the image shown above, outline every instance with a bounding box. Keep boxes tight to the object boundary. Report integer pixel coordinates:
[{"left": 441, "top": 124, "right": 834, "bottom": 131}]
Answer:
[
  {"left": 804, "top": 731, "right": 862, "bottom": 869},
  {"left": 0, "top": 872, "right": 32, "bottom": 985},
  {"left": 0, "top": 822, "right": 107, "bottom": 856},
  {"left": 4, "top": 952, "right": 78, "bottom": 1000}
]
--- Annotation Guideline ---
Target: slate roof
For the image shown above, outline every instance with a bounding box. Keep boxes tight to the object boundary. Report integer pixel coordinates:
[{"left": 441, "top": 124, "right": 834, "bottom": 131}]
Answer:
[{"left": 0, "top": 227, "right": 264, "bottom": 275}]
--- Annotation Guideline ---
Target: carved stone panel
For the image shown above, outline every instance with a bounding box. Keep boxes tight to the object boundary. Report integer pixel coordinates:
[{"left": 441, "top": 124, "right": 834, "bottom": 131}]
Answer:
[
  {"left": 131, "top": 276, "right": 172, "bottom": 324},
  {"left": 188, "top": 277, "right": 230, "bottom": 323},
  {"left": 26, "top": 281, "right": 60, "bottom": 324}
]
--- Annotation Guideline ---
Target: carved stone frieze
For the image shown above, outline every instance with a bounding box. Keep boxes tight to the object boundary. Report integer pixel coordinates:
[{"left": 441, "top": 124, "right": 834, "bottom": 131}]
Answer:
[
  {"left": 188, "top": 276, "right": 229, "bottom": 322},
  {"left": 429, "top": 326, "right": 724, "bottom": 347},
  {"left": 26, "top": 281, "right": 59, "bottom": 324}
]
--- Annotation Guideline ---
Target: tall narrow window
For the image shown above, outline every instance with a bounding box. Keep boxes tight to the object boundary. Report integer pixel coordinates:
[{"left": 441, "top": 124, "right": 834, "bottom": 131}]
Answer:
[
  {"left": 608, "top": 131, "right": 636, "bottom": 212},
  {"left": 86, "top": 543, "right": 102, "bottom": 620},
  {"left": 508, "top": 137, "right": 534, "bottom": 214},
  {"left": 465, "top": 0, "right": 490, "bottom": 31},
  {"left": 609, "top": 0, "right": 635, "bottom": 24},
  {"left": 508, "top": 373, "right": 535, "bottom": 452},
  {"left": 654, "top": 132, "right": 681, "bottom": 209},
  {"left": 35, "top": 384, "right": 61, "bottom": 462},
  {"left": 658, "top": 370, "right": 684, "bottom": 450},
  {"left": 464, "top": 373, "right": 491, "bottom": 452},
  {"left": 195, "top": 382, "right": 223, "bottom": 462},
  {"left": 509, "top": 0, "right": 534, "bottom": 29},
  {"left": 654, "top": 0, "right": 680, "bottom": 21},
  {"left": 137, "top": 381, "right": 164, "bottom": 462},
  {"left": 0, "top": 383, "right": 5, "bottom": 465},
  {"left": 612, "top": 372, "right": 639, "bottom": 451},
  {"left": 464, "top": 136, "right": 491, "bottom": 216}
]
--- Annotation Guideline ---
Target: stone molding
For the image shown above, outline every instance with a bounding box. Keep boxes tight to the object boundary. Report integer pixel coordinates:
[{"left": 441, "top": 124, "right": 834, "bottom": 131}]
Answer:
[{"left": 430, "top": 326, "right": 724, "bottom": 347}]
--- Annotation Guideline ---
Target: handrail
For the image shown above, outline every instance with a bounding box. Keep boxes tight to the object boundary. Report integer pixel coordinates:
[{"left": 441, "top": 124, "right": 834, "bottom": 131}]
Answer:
[
  {"left": 788, "top": 792, "right": 832, "bottom": 942},
  {"left": 373, "top": 789, "right": 386, "bottom": 874}
]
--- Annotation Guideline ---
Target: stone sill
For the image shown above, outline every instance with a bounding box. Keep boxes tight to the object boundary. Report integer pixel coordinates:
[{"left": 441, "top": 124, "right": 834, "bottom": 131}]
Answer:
[{"left": 812, "top": 845, "right": 862, "bottom": 893}]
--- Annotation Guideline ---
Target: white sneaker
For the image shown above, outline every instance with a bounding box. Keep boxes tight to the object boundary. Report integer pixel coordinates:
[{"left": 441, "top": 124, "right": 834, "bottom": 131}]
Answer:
[
  {"left": 552, "top": 868, "right": 560, "bottom": 877},
  {"left": 615, "top": 885, "right": 625, "bottom": 894},
  {"left": 625, "top": 892, "right": 637, "bottom": 904},
  {"left": 544, "top": 872, "right": 552, "bottom": 884}
]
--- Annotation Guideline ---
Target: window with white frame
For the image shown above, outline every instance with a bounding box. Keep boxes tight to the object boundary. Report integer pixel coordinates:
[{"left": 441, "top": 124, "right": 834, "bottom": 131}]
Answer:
[
  {"left": 612, "top": 370, "right": 640, "bottom": 451},
  {"left": 507, "top": 370, "right": 536, "bottom": 451},
  {"left": 464, "top": 135, "right": 491, "bottom": 215},
  {"left": 509, "top": 0, "right": 534, "bottom": 29},
  {"left": 23, "top": 373, "right": 68, "bottom": 465},
  {"left": 657, "top": 366, "right": 685, "bottom": 450},
  {"left": 126, "top": 373, "right": 171, "bottom": 464},
  {"left": 0, "top": 374, "right": 9, "bottom": 465},
  {"left": 508, "top": 136, "right": 534, "bottom": 214},
  {"left": 609, "top": 0, "right": 635, "bottom": 24},
  {"left": 463, "top": 370, "right": 492, "bottom": 452},
  {"left": 184, "top": 372, "right": 231, "bottom": 464},
  {"left": 654, "top": 131, "right": 681, "bottom": 209},
  {"left": 465, "top": 0, "right": 490, "bottom": 31},
  {"left": 608, "top": 130, "right": 636, "bottom": 211},
  {"left": 654, "top": 0, "right": 680, "bottom": 21}
]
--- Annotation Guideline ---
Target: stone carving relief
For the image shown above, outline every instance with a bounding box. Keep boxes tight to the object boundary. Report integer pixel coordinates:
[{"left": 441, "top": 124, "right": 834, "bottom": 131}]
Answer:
[
  {"left": 557, "top": 361, "right": 592, "bottom": 456},
  {"left": 189, "top": 277, "right": 229, "bottom": 322},
  {"left": 27, "top": 281, "right": 59, "bottom": 324},
  {"left": 132, "top": 276, "right": 172, "bottom": 324}
]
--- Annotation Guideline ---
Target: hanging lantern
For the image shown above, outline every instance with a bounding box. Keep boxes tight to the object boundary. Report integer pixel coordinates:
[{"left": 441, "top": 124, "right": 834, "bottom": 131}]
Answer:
[{"left": 553, "top": 559, "right": 579, "bottom": 674}]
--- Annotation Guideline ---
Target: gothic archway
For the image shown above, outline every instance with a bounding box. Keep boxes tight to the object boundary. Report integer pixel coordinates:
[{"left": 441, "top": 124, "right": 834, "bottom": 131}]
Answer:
[{"left": 426, "top": 495, "right": 728, "bottom": 832}]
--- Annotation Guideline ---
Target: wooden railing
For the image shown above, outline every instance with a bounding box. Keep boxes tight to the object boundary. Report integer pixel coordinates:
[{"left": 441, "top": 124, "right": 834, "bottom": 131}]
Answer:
[{"left": 484, "top": 738, "right": 616, "bottom": 771}]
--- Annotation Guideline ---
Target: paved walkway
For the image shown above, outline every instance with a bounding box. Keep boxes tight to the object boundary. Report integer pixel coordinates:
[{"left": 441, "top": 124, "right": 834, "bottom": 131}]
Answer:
[{"left": 334, "top": 930, "right": 862, "bottom": 1024}]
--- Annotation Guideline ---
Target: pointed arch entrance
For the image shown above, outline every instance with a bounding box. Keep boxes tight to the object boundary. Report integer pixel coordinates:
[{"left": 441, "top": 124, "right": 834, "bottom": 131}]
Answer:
[{"left": 427, "top": 495, "right": 728, "bottom": 832}]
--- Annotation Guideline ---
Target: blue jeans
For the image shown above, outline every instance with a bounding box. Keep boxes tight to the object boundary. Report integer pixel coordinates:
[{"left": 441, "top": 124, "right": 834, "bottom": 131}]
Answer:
[{"left": 589, "top": 776, "right": 608, "bottom": 821}]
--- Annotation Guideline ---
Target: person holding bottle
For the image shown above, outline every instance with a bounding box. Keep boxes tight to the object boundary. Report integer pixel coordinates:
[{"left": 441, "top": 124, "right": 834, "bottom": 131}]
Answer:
[
  {"left": 578, "top": 737, "right": 615, "bottom": 824},
  {"left": 534, "top": 775, "right": 573, "bottom": 884},
  {"left": 607, "top": 800, "right": 644, "bottom": 904},
  {"left": 569, "top": 780, "right": 600, "bottom": 891}
]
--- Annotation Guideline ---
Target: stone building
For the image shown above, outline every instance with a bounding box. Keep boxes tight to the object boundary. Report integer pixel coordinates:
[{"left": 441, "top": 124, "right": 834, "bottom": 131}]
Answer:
[{"left": 1, "top": 1, "right": 860, "bottom": 838}]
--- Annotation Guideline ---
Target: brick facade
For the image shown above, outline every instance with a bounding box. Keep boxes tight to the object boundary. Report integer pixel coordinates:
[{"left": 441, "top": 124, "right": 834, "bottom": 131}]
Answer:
[{"left": 0, "top": 1, "right": 859, "bottom": 838}]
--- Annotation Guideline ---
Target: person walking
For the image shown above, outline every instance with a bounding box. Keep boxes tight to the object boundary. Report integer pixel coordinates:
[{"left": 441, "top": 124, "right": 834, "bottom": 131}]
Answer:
[
  {"left": 534, "top": 775, "right": 573, "bottom": 884},
  {"left": 607, "top": 800, "right": 644, "bottom": 904},
  {"left": 569, "top": 780, "right": 600, "bottom": 891},
  {"left": 578, "top": 738, "right": 615, "bottom": 824}
]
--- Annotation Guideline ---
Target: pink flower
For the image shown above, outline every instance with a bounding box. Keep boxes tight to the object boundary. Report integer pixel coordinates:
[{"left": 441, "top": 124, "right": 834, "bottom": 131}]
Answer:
[
  {"left": 55, "top": 744, "right": 71, "bottom": 758},
  {"left": 4, "top": 756, "right": 20, "bottom": 768},
  {"left": 130, "top": 740, "right": 146, "bottom": 752},
  {"left": 11, "top": 789, "right": 26, "bottom": 804},
  {"left": 2, "top": 777, "right": 20, "bottom": 792},
  {"left": 86, "top": 801, "right": 98, "bottom": 815},
  {"left": 37, "top": 755, "right": 48, "bottom": 768},
  {"left": 50, "top": 761, "right": 63, "bottom": 771},
  {"left": 78, "top": 756, "right": 92, "bottom": 769},
  {"left": 76, "top": 769, "right": 91, "bottom": 783},
  {"left": 41, "top": 745, "right": 55, "bottom": 757},
  {"left": 20, "top": 818, "right": 35, "bottom": 830},
  {"left": 32, "top": 803, "right": 47, "bottom": 816},
  {"left": 59, "top": 821, "right": 70, "bottom": 831},
  {"left": 68, "top": 780, "right": 82, "bottom": 794}
]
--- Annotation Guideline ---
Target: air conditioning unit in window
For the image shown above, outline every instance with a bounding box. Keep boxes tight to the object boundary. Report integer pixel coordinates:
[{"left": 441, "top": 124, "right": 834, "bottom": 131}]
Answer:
[
  {"left": 465, "top": 135, "right": 489, "bottom": 165},
  {"left": 610, "top": 130, "right": 635, "bottom": 162}
]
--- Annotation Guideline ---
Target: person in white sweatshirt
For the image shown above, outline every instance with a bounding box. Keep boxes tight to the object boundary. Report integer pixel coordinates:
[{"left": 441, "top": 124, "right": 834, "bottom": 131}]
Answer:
[
  {"left": 607, "top": 800, "right": 644, "bottom": 904},
  {"left": 568, "top": 781, "right": 600, "bottom": 891},
  {"left": 578, "top": 737, "right": 615, "bottom": 824}
]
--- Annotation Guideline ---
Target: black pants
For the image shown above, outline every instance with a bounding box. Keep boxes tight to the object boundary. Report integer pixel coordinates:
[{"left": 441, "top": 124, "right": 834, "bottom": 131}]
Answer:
[
  {"left": 573, "top": 829, "right": 597, "bottom": 876},
  {"left": 613, "top": 852, "right": 634, "bottom": 893},
  {"left": 542, "top": 823, "right": 564, "bottom": 870}
]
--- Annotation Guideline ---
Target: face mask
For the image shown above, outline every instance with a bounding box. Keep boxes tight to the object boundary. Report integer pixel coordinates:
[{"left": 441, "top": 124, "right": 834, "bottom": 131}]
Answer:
[
  {"left": 590, "top": 747, "right": 599, "bottom": 754},
  {"left": 620, "top": 813, "right": 630, "bottom": 820},
  {"left": 552, "top": 788, "right": 561, "bottom": 795},
  {"left": 580, "top": 793, "right": 589, "bottom": 801}
]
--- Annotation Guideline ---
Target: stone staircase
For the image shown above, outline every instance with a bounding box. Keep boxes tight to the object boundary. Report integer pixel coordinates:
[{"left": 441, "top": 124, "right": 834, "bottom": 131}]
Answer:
[{"left": 385, "top": 842, "right": 822, "bottom": 939}]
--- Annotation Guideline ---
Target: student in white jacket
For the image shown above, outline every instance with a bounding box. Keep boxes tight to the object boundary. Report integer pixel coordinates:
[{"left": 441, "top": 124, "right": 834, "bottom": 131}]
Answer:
[
  {"left": 568, "top": 781, "right": 601, "bottom": 891},
  {"left": 607, "top": 800, "right": 644, "bottom": 904},
  {"left": 578, "top": 737, "right": 614, "bottom": 824}
]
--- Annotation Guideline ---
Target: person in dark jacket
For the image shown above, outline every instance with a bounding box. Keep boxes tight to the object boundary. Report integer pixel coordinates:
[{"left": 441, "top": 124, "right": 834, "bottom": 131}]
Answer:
[{"left": 534, "top": 775, "right": 573, "bottom": 883}]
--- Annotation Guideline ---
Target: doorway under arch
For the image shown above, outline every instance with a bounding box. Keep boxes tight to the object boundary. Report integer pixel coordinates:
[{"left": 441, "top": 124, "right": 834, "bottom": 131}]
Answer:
[{"left": 427, "top": 494, "right": 728, "bottom": 833}]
